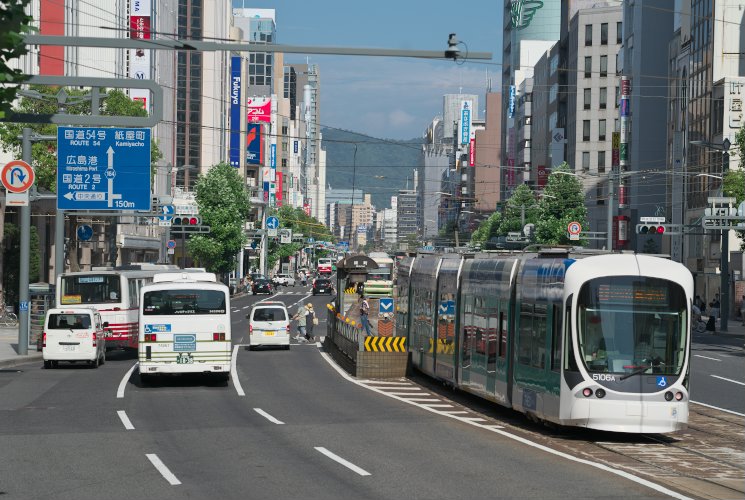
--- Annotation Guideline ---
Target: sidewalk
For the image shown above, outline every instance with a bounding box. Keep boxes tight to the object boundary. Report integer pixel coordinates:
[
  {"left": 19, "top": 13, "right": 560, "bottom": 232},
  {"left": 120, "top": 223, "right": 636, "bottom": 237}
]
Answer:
[{"left": 0, "top": 325, "right": 42, "bottom": 369}]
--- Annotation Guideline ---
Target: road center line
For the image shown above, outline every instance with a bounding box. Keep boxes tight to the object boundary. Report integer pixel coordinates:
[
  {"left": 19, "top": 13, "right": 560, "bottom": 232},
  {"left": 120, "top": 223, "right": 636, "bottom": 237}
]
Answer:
[
  {"left": 146, "top": 454, "right": 182, "bottom": 485},
  {"left": 117, "top": 410, "right": 135, "bottom": 430},
  {"left": 231, "top": 345, "right": 245, "bottom": 396},
  {"left": 253, "top": 408, "right": 285, "bottom": 424},
  {"left": 711, "top": 374, "right": 745, "bottom": 386},
  {"left": 314, "top": 447, "right": 371, "bottom": 476},
  {"left": 693, "top": 354, "right": 722, "bottom": 361},
  {"left": 692, "top": 400, "right": 745, "bottom": 417},
  {"left": 116, "top": 362, "right": 138, "bottom": 399}
]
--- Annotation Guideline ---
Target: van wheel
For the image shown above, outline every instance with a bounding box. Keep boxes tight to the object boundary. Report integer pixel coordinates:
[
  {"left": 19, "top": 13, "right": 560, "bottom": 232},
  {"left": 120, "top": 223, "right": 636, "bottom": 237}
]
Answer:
[{"left": 44, "top": 360, "right": 52, "bottom": 369}]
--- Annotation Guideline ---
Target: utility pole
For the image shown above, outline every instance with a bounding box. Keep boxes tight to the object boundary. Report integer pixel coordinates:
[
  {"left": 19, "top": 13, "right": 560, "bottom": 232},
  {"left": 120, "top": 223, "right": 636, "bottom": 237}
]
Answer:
[
  {"left": 18, "top": 128, "right": 32, "bottom": 355},
  {"left": 607, "top": 169, "right": 614, "bottom": 251},
  {"left": 720, "top": 143, "right": 731, "bottom": 332}
]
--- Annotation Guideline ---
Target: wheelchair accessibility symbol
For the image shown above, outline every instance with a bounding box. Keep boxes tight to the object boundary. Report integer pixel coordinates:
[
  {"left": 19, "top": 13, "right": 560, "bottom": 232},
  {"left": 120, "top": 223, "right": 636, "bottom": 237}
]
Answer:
[{"left": 657, "top": 376, "right": 667, "bottom": 388}]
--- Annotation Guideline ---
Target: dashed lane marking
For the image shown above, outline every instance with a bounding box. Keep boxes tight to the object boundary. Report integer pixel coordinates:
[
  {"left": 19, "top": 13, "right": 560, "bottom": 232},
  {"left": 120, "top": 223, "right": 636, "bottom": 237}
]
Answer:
[
  {"left": 315, "top": 447, "right": 371, "bottom": 476},
  {"left": 117, "top": 410, "right": 134, "bottom": 430},
  {"left": 694, "top": 354, "right": 722, "bottom": 361},
  {"left": 117, "top": 362, "right": 138, "bottom": 399},
  {"left": 146, "top": 454, "right": 182, "bottom": 485},
  {"left": 711, "top": 374, "right": 745, "bottom": 386},
  {"left": 254, "top": 408, "right": 284, "bottom": 425}
]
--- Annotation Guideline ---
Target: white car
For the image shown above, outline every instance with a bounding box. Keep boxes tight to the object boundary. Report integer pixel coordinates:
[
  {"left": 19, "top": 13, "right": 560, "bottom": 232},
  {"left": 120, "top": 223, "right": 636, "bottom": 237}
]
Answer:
[
  {"left": 247, "top": 302, "right": 290, "bottom": 350},
  {"left": 43, "top": 308, "right": 107, "bottom": 369},
  {"left": 272, "top": 274, "right": 296, "bottom": 286}
]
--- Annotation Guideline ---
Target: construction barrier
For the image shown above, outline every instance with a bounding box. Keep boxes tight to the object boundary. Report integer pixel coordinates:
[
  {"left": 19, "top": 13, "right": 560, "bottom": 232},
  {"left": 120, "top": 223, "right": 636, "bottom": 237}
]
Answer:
[{"left": 364, "top": 336, "right": 406, "bottom": 352}]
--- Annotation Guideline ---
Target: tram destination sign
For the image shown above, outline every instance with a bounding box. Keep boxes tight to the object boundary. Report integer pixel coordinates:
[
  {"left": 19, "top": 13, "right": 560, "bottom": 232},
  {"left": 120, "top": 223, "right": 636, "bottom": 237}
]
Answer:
[{"left": 57, "top": 127, "right": 152, "bottom": 211}]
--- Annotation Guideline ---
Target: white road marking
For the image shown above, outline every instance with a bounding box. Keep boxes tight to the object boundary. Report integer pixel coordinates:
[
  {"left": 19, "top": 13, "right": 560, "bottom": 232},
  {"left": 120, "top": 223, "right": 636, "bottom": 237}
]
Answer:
[
  {"left": 146, "top": 454, "right": 182, "bottom": 485},
  {"left": 443, "top": 411, "right": 469, "bottom": 415},
  {"left": 692, "top": 400, "right": 745, "bottom": 417},
  {"left": 117, "top": 362, "right": 138, "bottom": 399},
  {"left": 317, "top": 348, "right": 696, "bottom": 500},
  {"left": 231, "top": 345, "right": 245, "bottom": 396},
  {"left": 405, "top": 398, "right": 442, "bottom": 403},
  {"left": 386, "top": 392, "right": 428, "bottom": 396},
  {"left": 117, "top": 410, "right": 135, "bottom": 430},
  {"left": 693, "top": 354, "right": 721, "bottom": 361},
  {"left": 242, "top": 305, "right": 251, "bottom": 310},
  {"left": 254, "top": 408, "right": 284, "bottom": 425},
  {"left": 711, "top": 374, "right": 745, "bottom": 386},
  {"left": 360, "top": 380, "right": 412, "bottom": 386},
  {"left": 315, "top": 447, "right": 371, "bottom": 476},
  {"left": 421, "top": 404, "right": 454, "bottom": 408}
]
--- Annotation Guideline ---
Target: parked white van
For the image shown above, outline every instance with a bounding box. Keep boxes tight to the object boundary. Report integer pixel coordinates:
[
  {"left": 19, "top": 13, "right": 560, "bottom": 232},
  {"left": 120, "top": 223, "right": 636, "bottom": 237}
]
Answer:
[{"left": 43, "top": 308, "right": 107, "bottom": 369}]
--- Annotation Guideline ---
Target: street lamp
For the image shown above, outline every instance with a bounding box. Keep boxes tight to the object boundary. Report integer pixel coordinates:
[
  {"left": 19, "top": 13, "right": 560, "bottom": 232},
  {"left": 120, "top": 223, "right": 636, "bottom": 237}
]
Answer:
[{"left": 690, "top": 139, "right": 732, "bottom": 331}]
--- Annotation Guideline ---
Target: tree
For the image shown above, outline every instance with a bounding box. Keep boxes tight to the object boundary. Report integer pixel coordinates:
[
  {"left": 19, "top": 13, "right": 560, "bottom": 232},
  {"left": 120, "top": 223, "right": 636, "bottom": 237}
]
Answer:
[
  {"left": 2, "top": 223, "right": 40, "bottom": 309},
  {"left": 724, "top": 126, "right": 745, "bottom": 248},
  {"left": 499, "top": 183, "right": 538, "bottom": 235},
  {"left": 187, "top": 163, "right": 250, "bottom": 277},
  {"left": 266, "top": 205, "right": 332, "bottom": 272},
  {"left": 0, "top": 0, "right": 33, "bottom": 120},
  {"left": 535, "top": 162, "right": 588, "bottom": 245},
  {"left": 471, "top": 211, "right": 502, "bottom": 245}
]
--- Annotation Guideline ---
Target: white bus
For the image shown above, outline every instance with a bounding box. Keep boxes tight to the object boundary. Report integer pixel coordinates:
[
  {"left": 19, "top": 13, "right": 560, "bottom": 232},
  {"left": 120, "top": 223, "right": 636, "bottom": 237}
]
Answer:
[
  {"left": 138, "top": 272, "right": 231, "bottom": 382},
  {"left": 56, "top": 264, "right": 180, "bottom": 350},
  {"left": 365, "top": 252, "right": 394, "bottom": 298}
]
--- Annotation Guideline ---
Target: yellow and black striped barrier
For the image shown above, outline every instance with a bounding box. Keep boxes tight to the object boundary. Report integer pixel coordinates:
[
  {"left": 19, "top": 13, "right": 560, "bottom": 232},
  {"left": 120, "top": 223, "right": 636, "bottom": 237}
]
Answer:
[{"left": 364, "top": 336, "right": 406, "bottom": 352}]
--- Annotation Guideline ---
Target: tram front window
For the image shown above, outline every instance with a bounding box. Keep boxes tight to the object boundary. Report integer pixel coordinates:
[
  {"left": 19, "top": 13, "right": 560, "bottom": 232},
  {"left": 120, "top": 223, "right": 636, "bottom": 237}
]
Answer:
[{"left": 577, "top": 277, "right": 687, "bottom": 376}]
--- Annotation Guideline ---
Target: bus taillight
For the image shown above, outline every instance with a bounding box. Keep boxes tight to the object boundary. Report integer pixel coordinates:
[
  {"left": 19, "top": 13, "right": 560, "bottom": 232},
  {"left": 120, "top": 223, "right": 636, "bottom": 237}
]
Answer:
[
  {"left": 144, "top": 333, "right": 156, "bottom": 342},
  {"left": 213, "top": 332, "right": 225, "bottom": 341}
]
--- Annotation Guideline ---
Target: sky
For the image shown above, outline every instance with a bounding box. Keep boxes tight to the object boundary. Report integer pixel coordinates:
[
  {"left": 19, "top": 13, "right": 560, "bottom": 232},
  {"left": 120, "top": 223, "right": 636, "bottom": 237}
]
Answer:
[{"left": 232, "top": 0, "right": 503, "bottom": 140}]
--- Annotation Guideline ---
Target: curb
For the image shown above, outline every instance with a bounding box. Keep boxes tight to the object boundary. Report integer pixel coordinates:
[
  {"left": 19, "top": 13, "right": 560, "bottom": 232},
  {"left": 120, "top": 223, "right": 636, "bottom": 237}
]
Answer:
[{"left": 0, "top": 353, "right": 42, "bottom": 369}]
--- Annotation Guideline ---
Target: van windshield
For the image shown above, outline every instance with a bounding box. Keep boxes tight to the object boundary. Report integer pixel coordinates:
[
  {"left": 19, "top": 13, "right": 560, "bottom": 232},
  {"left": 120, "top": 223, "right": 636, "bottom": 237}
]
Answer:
[
  {"left": 48, "top": 314, "right": 91, "bottom": 329},
  {"left": 252, "top": 307, "right": 287, "bottom": 322}
]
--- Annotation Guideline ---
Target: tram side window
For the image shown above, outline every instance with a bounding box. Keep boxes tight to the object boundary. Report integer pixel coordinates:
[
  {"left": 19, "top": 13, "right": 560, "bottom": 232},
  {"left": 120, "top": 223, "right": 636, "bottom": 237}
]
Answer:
[
  {"left": 533, "top": 304, "right": 547, "bottom": 369},
  {"left": 487, "top": 305, "right": 498, "bottom": 372},
  {"left": 518, "top": 303, "right": 533, "bottom": 365},
  {"left": 461, "top": 294, "right": 475, "bottom": 367},
  {"left": 550, "top": 305, "right": 562, "bottom": 372},
  {"left": 499, "top": 310, "right": 507, "bottom": 359},
  {"left": 564, "top": 298, "right": 579, "bottom": 372}
]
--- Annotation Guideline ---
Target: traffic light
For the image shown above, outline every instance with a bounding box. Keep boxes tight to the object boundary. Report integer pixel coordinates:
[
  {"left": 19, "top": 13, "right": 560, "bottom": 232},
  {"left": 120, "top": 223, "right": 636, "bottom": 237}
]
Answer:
[
  {"left": 636, "top": 224, "right": 682, "bottom": 235},
  {"left": 172, "top": 216, "right": 200, "bottom": 226}
]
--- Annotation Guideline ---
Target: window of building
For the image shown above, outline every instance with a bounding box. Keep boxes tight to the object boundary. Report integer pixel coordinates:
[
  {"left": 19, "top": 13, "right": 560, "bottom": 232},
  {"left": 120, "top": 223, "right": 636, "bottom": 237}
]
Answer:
[
  {"left": 598, "top": 151, "right": 606, "bottom": 173},
  {"left": 615, "top": 118, "right": 620, "bottom": 132},
  {"left": 584, "top": 88, "right": 591, "bottom": 110},
  {"left": 582, "top": 151, "right": 590, "bottom": 171},
  {"left": 585, "top": 56, "right": 592, "bottom": 78},
  {"left": 599, "top": 119, "right": 607, "bottom": 141},
  {"left": 600, "top": 55, "right": 608, "bottom": 77},
  {"left": 585, "top": 24, "right": 593, "bottom": 46},
  {"left": 583, "top": 120, "right": 591, "bottom": 141},
  {"left": 601, "top": 23, "right": 608, "bottom": 45},
  {"left": 615, "top": 86, "right": 620, "bottom": 107},
  {"left": 617, "top": 21, "right": 623, "bottom": 44},
  {"left": 596, "top": 185, "right": 604, "bottom": 205},
  {"left": 599, "top": 87, "right": 607, "bottom": 109}
]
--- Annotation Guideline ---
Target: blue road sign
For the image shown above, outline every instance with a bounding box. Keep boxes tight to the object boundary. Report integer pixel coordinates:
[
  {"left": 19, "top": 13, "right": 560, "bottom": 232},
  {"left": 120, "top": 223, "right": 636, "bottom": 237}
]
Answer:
[
  {"left": 57, "top": 127, "right": 152, "bottom": 211},
  {"left": 159, "top": 205, "right": 174, "bottom": 222},
  {"left": 76, "top": 224, "right": 93, "bottom": 241},
  {"left": 19, "top": 301, "right": 29, "bottom": 312},
  {"left": 266, "top": 216, "right": 279, "bottom": 229},
  {"left": 438, "top": 300, "right": 455, "bottom": 315},
  {"left": 379, "top": 298, "right": 393, "bottom": 314}
]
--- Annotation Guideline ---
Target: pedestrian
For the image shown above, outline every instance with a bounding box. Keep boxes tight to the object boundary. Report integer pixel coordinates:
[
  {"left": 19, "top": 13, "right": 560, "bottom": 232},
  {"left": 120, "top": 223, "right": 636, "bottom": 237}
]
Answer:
[
  {"left": 301, "top": 271, "right": 307, "bottom": 287},
  {"left": 292, "top": 303, "right": 307, "bottom": 341},
  {"left": 305, "top": 303, "right": 316, "bottom": 341},
  {"left": 709, "top": 293, "right": 720, "bottom": 320},
  {"left": 359, "top": 294, "right": 371, "bottom": 335}
]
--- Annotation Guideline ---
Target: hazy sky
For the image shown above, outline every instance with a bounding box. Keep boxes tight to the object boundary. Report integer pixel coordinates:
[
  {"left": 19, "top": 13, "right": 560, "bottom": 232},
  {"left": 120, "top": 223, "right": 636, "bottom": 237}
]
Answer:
[{"left": 232, "top": 0, "right": 503, "bottom": 140}]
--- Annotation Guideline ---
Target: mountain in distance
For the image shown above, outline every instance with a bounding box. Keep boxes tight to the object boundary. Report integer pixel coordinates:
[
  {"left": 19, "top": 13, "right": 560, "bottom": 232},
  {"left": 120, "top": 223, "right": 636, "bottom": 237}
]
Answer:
[{"left": 322, "top": 127, "right": 423, "bottom": 210}]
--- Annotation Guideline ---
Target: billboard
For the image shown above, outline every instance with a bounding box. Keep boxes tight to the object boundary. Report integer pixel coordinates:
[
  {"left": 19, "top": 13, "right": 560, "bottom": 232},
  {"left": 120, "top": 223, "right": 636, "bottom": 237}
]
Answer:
[
  {"left": 246, "top": 96, "right": 271, "bottom": 123},
  {"left": 469, "top": 138, "right": 475, "bottom": 166},
  {"left": 128, "top": 0, "right": 151, "bottom": 110},
  {"left": 276, "top": 172, "right": 283, "bottom": 206},
  {"left": 460, "top": 100, "right": 472, "bottom": 145},
  {"left": 246, "top": 123, "right": 261, "bottom": 165},
  {"left": 229, "top": 56, "right": 241, "bottom": 167}
]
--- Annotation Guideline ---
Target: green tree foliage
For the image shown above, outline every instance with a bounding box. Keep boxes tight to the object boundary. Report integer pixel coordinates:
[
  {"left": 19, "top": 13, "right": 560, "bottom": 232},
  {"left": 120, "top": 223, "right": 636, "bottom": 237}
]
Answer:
[
  {"left": 266, "top": 205, "right": 332, "bottom": 271},
  {"left": 2, "top": 223, "right": 40, "bottom": 308},
  {"left": 499, "top": 183, "right": 538, "bottom": 235},
  {"left": 470, "top": 211, "right": 502, "bottom": 245},
  {"left": 724, "top": 126, "right": 745, "bottom": 248},
  {"left": 535, "top": 163, "right": 588, "bottom": 245},
  {"left": 187, "top": 163, "right": 250, "bottom": 275},
  {"left": 0, "top": 0, "right": 33, "bottom": 120}
]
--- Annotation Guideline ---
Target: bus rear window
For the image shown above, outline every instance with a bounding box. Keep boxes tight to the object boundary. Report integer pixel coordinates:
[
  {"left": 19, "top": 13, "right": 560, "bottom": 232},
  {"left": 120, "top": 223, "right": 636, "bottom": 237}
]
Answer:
[
  {"left": 61, "top": 275, "right": 121, "bottom": 304},
  {"left": 143, "top": 289, "right": 227, "bottom": 315}
]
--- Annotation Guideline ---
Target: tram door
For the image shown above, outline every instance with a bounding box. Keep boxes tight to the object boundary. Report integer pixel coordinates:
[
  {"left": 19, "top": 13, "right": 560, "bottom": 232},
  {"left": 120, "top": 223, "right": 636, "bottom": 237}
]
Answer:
[{"left": 433, "top": 258, "right": 460, "bottom": 385}]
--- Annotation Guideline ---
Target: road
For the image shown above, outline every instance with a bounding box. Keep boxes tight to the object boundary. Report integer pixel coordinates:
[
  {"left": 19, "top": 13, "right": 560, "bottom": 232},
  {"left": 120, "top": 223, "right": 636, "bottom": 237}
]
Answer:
[
  {"left": 0, "top": 284, "right": 739, "bottom": 499},
  {"left": 690, "top": 330, "right": 745, "bottom": 415}
]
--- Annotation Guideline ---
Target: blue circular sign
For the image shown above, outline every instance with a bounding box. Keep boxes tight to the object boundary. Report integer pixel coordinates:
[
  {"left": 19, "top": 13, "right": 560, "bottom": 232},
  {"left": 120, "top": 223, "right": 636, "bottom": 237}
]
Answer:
[
  {"left": 160, "top": 205, "right": 174, "bottom": 221},
  {"left": 77, "top": 224, "right": 93, "bottom": 241}
]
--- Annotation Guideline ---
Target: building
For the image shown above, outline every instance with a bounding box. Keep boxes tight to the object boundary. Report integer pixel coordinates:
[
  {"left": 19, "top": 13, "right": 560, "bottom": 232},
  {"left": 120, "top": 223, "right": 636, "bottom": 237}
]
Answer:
[
  {"left": 420, "top": 118, "right": 452, "bottom": 239},
  {"left": 397, "top": 187, "right": 419, "bottom": 247},
  {"left": 473, "top": 92, "right": 503, "bottom": 215}
]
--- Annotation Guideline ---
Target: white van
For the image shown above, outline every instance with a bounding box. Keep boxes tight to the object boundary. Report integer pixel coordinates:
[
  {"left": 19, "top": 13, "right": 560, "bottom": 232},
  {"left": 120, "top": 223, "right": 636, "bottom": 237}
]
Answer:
[
  {"left": 43, "top": 308, "right": 107, "bottom": 369},
  {"left": 248, "top": 301, "right": 290, "bottom": 350}
]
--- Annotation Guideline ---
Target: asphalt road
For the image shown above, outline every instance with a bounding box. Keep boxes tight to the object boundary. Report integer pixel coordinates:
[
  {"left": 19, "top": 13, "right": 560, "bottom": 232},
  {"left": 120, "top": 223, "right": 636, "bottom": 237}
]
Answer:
[
  {"left": 0, "top": 284, "right": 712, "bottom": 499},
  {"left": 689, "top": 330, "right": 745, "bottom": 415}
]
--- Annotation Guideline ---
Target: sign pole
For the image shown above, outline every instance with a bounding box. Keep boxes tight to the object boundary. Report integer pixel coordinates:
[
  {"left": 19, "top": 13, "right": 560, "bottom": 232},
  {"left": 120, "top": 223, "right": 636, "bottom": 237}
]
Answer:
[{"left": 18, "top": 129, "right": 32, "bottom": 355}]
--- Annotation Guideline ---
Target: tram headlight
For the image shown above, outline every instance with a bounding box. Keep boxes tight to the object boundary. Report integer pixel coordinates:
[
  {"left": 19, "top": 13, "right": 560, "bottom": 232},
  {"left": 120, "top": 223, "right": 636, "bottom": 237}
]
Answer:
[
  {"left": 582, "top": 388, "right": 593, "bottom": 397},
  {"left": 595, "top": 388, "right": 606, "bottom": 399},
  {"left": 675, "top": 391, "right": 684, "bottom": 401},
  {"left": 664, "top": 391, "right": 674, "bottom": 401}
]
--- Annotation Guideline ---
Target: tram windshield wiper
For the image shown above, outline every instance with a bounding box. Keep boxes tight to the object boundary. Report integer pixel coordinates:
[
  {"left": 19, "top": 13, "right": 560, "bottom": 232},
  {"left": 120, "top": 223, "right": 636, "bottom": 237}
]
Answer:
[{"left": 620, "top": 365, "right": 650, "bottom": 381}]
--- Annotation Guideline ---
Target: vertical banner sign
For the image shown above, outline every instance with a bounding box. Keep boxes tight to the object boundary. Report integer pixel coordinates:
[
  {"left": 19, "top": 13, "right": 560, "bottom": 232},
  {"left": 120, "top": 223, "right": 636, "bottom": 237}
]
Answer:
[
  {"left": 128, "top": 0, "right": 151, "bottom": 110},
  {"left": 270, "top": 143, "right": 276, "bottom": 169},
  {"left": 246, "top": 96, "right": 271, "bottom": 123},
  {"left": 619, "top": 76, "right": 630, "bottom": 170},
  {"left": 469, "top": 138, "right": 475, "bottom": 166},
  {"left": 611, "top": 132, "right": 620, "bottom": 167},
  {"left": 229, "top": 56, "right": 242, "bottom": 168},
  {"left": 276, "top": 172, "right": 283, "bottom": 206},
  {"left": 293, "top": 140, "right": 298, "bottom": 154},
  {"left": 246, "top": 123, "right": 261, "bottom": 165},
  {"left": 508, "top": 85, "right": 516, "bottom": 118},
  {"left": 460, "top": 100, "right": 472, "bottom": 145},
  {"left": 537, "top": 166, "right": 549, "bottom": 188}
]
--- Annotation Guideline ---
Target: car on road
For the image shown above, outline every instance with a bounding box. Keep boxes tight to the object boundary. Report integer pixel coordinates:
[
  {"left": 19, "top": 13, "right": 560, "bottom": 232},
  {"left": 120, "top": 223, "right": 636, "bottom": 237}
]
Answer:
[
  {"left": 272, "top": 273, "right": 296, "bottom": 287},
  {"left": 247, "top": 301, "right": 290, "bottom": 350},
  {"left": 312, "top": 278, "right": 334, "bottom": 295},
  {"left": 42, "top": 307, "right": 107, "bottom": 369},
  {"left": 251, "top": 278, "right": 273, "bottom": 295}
]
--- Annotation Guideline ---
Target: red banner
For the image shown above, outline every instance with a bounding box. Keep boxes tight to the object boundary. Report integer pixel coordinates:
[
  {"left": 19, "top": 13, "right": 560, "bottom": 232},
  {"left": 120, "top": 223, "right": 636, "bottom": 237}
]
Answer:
[
  {"left": 130, "top": 16, "right": 151, "bottom": 40},
  {"left": 537, "top": 166, "right": 549, "bottom": 188},
  {"left": 276, "top": 173, "right": 283, "bottom": 206},
  {"left": 469, "top": 139, "right": 475, "bottom": 166}
]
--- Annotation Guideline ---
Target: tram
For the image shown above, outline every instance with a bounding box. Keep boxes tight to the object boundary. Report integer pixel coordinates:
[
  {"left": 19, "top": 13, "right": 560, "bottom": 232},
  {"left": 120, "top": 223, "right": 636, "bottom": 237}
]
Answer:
[{"left": 397, "top": 249, "right": 693, "bottom": 433}]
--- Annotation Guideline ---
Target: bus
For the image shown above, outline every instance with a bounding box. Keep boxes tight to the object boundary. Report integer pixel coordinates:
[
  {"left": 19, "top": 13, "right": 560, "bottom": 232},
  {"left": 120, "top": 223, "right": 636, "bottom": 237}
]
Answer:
[
  {"left": 138, "top": 272, "right": 231, "bottom": 382},
  {"left": 365, "top": 252, "right": 394, "bottom": 298},
  {"left": 317, "top": 257, "right": 333, "bottom": 275},
  {"left": 56, "top": 264, "right": 180, "bottom": 350}
]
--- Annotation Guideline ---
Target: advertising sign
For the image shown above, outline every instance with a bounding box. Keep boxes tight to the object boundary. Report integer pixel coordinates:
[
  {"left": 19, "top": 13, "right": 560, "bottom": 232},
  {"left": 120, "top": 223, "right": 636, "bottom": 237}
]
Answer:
[
  {"left": 270, "top": 143, "right": 276, "bottom": 168},
  {"left": 537, "top": 166, "right": 549, "bottom": 188},
  {"left": 276, "top": 172, "right": 283, "bottom": 206},
  {"left": 246, "top": 96, "right": 271, "bottom": 123},
  {"left": 128, "top": 0, "right": 151, "bottom": 110},
  {"left": 229, "top": 56, "right": 241, "bottom": 167},
  {"left": 469, "top": 138, "right": 475, "bottom": 166},
  {"left": 460, "top": 100, "right": 472, "bottom": 145},
  {"left": 246, "top": 123, "right": 261, "bottom": 165},
  {"left": 620, "top": 98, "right": 630, "bottom": 117},
  {"left": 508, "top": 85, "right": 516, "bottom": 118},
  {"left": 620, "top": 76, "right": 631, "bottom": 96}
]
